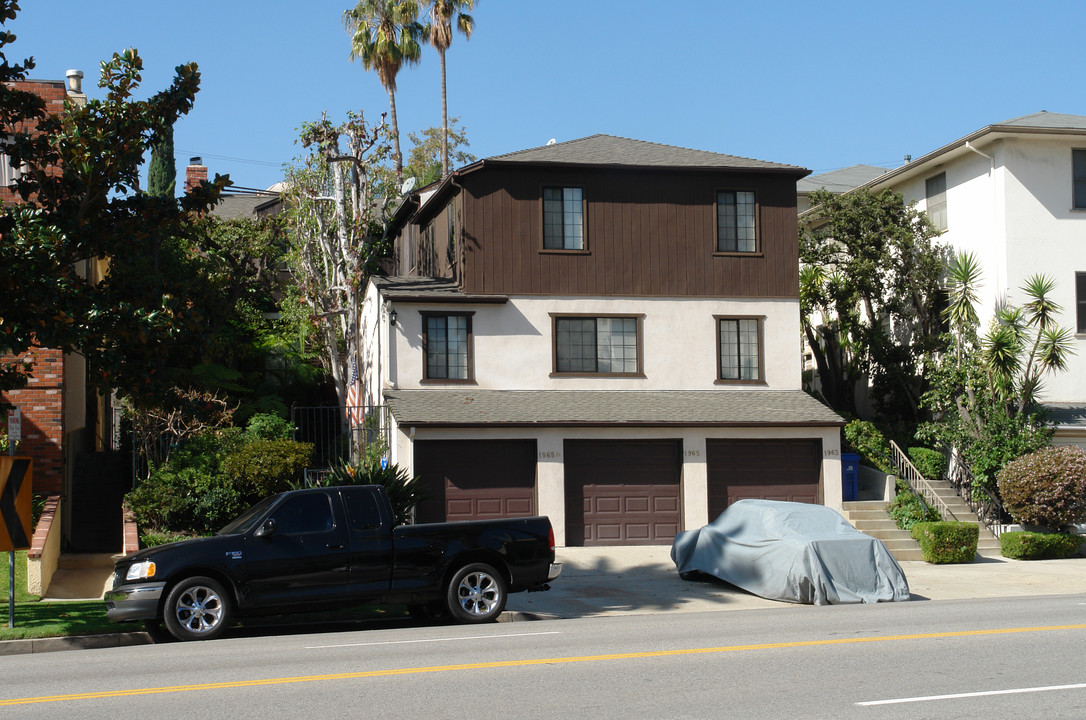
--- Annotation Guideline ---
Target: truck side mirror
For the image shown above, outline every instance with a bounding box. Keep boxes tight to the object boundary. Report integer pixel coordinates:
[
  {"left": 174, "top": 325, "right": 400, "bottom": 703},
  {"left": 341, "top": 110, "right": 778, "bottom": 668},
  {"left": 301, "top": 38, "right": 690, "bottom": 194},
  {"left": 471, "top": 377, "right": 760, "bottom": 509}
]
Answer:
[{"left": 254, "top": 518, "right": 278, "bottom": 538}]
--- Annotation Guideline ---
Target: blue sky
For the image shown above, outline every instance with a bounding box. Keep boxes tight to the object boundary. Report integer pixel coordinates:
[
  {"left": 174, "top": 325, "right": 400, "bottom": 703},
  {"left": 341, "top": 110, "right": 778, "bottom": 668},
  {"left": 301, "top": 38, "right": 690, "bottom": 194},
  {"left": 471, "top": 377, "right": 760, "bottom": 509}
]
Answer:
[{"left": 11, "top": 1, "right": 1083, "bottom": 191}]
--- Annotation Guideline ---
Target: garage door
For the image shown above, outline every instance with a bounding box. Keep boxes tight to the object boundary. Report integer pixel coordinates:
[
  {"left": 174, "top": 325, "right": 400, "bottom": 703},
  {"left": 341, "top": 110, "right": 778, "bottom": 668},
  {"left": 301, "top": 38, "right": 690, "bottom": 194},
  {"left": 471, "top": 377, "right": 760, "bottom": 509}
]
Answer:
[
  {"left": 564, "top": 440, "right": 681, "bottom": 547},
  {"left": 413, "top": 440, "right": 537, "bottom": 524},
  {"left": 706, "top": 439, "right": 822, "bottom": 521}
]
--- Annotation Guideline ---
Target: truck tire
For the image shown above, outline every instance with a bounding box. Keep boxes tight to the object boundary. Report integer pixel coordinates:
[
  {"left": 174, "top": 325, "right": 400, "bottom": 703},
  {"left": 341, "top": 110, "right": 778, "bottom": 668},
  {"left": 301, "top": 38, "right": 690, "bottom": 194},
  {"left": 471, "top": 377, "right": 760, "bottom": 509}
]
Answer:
[
  {"left": 163, "top": 576, "right": 232, "bottom": 641},
  {"left": 446, "top": 563, "right": 507, "bottom": 623}
]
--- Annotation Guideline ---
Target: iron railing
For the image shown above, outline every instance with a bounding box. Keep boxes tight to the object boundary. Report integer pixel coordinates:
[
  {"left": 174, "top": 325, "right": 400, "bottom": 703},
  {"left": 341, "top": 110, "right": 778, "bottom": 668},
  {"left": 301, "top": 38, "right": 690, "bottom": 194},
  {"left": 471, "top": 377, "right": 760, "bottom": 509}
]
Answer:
[
  {"left": 889, "top": 440, "right": 954, "bottom": 521},
  {"left": 939, "top": 442, "right": 1010, "bottom": 538},
  {"left": 290, "top": 404, "right": 390, "bottom": 472}
]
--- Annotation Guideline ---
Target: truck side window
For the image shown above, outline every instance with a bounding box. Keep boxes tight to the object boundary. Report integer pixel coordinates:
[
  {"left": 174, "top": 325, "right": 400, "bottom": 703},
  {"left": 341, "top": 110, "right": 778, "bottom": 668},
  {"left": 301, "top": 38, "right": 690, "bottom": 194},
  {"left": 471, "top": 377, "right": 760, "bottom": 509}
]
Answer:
[
  {"left": 271, "top": 494, "right": 334, "bottom": 535},
  {"left": 342, "top": 488, "right": 382, "bottom": 532}
]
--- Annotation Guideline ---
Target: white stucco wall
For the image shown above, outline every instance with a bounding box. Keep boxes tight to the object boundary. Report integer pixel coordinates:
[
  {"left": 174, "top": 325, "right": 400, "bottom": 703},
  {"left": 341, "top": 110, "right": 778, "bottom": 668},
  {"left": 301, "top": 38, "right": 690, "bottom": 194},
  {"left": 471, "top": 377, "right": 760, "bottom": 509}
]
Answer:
[
  {"left": 887, "top": 136, "right": 1086, "bottom": 403},
  {"left": 374, "top": 294, "right": 802, "bottom": 393}
]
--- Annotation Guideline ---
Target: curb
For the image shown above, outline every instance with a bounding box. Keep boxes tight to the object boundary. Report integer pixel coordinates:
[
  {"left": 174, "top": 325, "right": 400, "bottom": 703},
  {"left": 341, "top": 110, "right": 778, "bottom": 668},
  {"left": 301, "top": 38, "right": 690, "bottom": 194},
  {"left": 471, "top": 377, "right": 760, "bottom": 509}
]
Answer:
[{"left": 0, "top": 631, "right": 153, "bottom": 656}]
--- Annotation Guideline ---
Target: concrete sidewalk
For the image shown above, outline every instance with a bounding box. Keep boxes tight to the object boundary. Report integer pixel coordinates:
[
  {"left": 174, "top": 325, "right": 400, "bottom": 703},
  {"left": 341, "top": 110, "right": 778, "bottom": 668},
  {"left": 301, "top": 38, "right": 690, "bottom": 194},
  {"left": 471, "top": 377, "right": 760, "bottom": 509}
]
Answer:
[{"left": 504, "top": 546, "right": 1086, "bottom": 618}]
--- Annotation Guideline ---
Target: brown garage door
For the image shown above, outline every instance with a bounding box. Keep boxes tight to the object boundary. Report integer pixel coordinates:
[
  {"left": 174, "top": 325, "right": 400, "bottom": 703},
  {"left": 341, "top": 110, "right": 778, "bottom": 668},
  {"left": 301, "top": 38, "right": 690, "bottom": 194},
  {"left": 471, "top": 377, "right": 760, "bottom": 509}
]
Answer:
[
  {"left": 564, "top": 440, "right": 681, "bottom": 547},
  {"left": 413, "top": 440, "right": 537, "bottom": 524},
  {"left": 706, "top": 439, "right": 822, "bottom": 521}
]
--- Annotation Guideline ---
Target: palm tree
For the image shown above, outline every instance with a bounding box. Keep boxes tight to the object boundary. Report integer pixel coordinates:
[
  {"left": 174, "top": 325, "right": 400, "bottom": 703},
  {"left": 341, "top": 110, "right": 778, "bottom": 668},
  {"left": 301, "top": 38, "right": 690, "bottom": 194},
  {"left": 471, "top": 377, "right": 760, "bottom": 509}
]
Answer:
[
  {"left": 424, "top": 0, "right": 475, "bottom": 178},
  {"left": 344, "top": 0, "right": 424, "bottom": 179}
]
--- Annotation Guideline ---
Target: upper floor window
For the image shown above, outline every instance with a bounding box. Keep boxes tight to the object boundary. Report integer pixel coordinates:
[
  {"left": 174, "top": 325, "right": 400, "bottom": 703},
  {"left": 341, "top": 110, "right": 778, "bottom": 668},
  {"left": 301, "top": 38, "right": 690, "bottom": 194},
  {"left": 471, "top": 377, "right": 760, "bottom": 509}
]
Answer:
[
  {"left": 717, "top": 316, "right": 763, "bottom": 383},
  {"left": 716, "top": 190, "right": 757, "bottom": 253},
  {"left": 1077, "top": 272, "right": 1086, "bottom": 333},
  {"left": 423, "top": 313, "right": 473, "bottom": 381},
  {"left": 1073, "top": 150, "right": 1086, "bottom": 209},
  {"left": 926, "top": 172, "right": 947, "bottom": 231},
  {"left": 554, "top": 315, "right": 641, "bottom": 375},
  {"left": 543, "top": 187, "right": 585, "bottom": 250}
]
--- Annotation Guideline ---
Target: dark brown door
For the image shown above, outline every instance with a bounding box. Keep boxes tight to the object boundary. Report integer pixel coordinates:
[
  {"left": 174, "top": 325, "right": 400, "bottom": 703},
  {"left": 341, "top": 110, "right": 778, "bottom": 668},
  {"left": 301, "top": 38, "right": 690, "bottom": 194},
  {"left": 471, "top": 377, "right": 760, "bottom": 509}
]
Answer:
[
  {"left": 706, "top": 439, "right": 822, "bottom": 521},
  {"left": 564, "top": 440, "right": 682, "bottom": 546},
  {"left": 413, "top": 440, "right": 537, "bottom": 524}
]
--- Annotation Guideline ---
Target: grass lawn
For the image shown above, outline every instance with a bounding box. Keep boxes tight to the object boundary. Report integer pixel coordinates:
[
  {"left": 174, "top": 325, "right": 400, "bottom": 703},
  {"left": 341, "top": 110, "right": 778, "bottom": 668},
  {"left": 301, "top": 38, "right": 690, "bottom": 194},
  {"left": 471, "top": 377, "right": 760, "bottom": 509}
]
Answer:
[{"left": 0, "top": 550, "right": 114, "bottom": 641}]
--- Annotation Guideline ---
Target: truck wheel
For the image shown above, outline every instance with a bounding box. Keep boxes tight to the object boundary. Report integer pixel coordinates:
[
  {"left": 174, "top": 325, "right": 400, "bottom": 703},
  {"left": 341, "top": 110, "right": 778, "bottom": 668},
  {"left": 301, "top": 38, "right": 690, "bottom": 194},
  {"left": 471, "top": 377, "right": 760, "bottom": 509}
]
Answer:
[
  {"left": 163, "top": 576, "right": 232, "bottom": 641},
  {"left": 446, "top": 563, "right": 506, "bottom": 623}
]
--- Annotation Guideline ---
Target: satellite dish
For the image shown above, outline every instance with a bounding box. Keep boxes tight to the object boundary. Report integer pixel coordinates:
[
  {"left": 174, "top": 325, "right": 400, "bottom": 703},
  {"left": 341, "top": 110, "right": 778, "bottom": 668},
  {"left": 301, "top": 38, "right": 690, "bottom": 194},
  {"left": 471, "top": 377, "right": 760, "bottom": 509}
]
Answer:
[
  {"left": 400, "top": 177, "right": 417, "bottom": 195},
  {"left": 546, "top": 138, "right": 557, "bottom": 146}
]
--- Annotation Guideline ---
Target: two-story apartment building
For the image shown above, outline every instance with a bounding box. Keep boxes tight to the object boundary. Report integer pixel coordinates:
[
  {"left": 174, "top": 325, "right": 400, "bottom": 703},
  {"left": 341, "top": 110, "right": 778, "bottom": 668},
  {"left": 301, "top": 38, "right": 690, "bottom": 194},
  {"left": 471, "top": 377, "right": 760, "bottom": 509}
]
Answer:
[
  {"left": 359, "top": 135, "right": 844, "bottom": 546},
  {"left": 851, "top": 112, "right": 1086, "bottom": 447}
]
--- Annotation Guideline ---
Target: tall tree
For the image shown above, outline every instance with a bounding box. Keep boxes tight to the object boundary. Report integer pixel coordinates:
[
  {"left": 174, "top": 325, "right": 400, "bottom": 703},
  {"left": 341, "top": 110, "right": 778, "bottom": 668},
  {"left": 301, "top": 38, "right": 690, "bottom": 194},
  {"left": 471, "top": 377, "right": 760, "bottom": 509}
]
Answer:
[
  {"left": 344, "top": 0, "right": 424, "bottom": 180},
  {"left": 282, "top": 111, "right": 393, "bottom": 416},
  {"left": 799, "top": 188, "right": 947, "bottom": 423},
  {"left": 424, "top": 0, "right": 474, "bottom": 178},
  {"left": 403, "top": 118, "right": 474, "bottom": 186},
  {"left": 0, "top": 3, "right": 231, "bottom": 397},
  {"left": 146, "top": 121, "right": 176, "bottom": 197}
]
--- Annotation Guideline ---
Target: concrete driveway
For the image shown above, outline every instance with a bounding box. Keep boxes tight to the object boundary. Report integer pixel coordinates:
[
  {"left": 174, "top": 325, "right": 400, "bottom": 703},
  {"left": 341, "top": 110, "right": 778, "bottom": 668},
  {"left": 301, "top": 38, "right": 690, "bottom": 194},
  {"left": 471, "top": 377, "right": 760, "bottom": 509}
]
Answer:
[{"left": 503, "top": 545, "right": 1086, "bottom": 619}]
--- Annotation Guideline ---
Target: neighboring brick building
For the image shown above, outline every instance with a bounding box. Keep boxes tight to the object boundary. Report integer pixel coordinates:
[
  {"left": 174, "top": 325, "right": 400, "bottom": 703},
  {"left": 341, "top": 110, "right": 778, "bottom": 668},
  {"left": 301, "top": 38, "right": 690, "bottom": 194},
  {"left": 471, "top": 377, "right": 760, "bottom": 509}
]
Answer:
[{"left": 1, "top": 71, "right": 88, "bottom": 496}]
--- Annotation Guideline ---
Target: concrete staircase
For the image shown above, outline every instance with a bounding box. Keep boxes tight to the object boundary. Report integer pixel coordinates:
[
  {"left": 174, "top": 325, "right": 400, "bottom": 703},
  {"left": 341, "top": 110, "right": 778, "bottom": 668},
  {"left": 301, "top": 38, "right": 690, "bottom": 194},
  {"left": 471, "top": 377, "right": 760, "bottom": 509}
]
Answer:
[
  {"left": 842, "top": 475, "right": 1002, "bottom": 562},
  {"left": 841, "top": 500, "right": 924, "bottom": 561}
]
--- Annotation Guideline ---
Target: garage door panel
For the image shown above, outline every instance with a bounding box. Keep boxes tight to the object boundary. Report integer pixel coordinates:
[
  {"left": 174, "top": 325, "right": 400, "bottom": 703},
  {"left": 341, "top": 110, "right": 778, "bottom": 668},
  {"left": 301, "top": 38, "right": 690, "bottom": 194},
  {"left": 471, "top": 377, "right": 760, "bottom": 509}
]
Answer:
[
  {"left": 706, "top": 439, "right": 822, "bottom": 520},
  {"left": 565, "top": 440, "right": 682, "bottom": 547},
  {"left": 414, "top": 440, "right": 537, "bottom": 524}
]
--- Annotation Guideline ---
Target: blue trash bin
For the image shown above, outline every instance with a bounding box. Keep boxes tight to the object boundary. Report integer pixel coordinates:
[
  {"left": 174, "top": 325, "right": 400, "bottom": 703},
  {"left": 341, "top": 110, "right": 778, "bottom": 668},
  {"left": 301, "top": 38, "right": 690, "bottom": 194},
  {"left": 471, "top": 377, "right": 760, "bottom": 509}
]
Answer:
[{"left": 841, "top": 452, "right": 859, "bottom": 502}]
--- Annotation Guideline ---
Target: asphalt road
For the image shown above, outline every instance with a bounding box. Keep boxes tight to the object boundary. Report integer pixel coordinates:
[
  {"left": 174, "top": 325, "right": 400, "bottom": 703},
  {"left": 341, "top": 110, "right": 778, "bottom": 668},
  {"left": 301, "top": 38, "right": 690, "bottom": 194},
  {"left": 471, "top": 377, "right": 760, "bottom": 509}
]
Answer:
[{"left": 2, "top": 594, "right": 1086, "bottom": 718}]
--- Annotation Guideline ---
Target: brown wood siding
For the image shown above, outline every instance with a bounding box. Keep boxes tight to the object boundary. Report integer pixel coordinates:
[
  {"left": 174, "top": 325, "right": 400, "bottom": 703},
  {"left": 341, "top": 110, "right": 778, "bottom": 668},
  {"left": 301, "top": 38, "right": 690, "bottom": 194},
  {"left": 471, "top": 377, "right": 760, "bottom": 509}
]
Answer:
[{"left": 460, "top": 167, "right": 800, "bottom": 298}]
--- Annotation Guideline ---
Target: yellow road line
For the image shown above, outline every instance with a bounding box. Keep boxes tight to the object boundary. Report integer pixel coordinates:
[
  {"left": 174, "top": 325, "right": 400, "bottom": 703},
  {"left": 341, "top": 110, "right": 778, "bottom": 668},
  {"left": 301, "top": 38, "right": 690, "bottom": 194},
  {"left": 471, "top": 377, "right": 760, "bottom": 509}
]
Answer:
[{"left": 4, "top": 623, "right": 1085, "bottom": 707}]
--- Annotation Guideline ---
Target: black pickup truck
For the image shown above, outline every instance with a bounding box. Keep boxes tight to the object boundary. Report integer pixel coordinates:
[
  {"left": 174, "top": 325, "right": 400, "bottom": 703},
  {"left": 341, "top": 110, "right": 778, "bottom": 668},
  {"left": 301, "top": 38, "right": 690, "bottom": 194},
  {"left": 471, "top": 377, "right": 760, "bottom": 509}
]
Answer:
[{"left": 105, "top": 485, "right": 561, "bottom": 641}]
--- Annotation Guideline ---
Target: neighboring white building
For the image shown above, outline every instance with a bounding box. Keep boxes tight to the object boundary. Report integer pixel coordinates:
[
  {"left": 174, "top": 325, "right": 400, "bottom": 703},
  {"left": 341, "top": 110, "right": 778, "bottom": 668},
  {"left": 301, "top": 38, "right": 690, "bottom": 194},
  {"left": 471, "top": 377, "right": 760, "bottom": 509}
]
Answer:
[
  {"left": 852, "top": 111, "right": 1086, "bottom": 447},
  {"left": 796, "top": 164, "right": 889, "bottom": 214},
  {"left": 359, "top": 135, "right": 844, "bottom": 546}
]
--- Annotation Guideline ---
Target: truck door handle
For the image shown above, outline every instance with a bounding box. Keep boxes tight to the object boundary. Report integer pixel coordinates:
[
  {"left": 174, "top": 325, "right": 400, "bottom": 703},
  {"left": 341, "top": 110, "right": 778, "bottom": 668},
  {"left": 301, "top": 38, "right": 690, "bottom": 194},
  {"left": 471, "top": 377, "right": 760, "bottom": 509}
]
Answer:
[{"left": 327, "top": 543, "right": 344, "bottom": 550}]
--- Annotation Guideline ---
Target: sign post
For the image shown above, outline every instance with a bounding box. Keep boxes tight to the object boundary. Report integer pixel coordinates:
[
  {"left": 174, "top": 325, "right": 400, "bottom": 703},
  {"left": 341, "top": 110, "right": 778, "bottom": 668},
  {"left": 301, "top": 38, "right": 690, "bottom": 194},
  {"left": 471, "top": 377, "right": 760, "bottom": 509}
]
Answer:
[{"left": 1, "top": 456, "right": 32, "bottom": 628}]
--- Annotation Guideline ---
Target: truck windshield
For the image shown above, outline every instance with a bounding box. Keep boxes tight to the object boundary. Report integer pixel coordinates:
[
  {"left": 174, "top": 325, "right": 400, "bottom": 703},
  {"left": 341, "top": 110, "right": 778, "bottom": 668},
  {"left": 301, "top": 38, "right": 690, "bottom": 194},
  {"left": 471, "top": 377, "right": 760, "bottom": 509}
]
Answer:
[{"left": 217, "top": 495, "right": 279, "bottom": 535}]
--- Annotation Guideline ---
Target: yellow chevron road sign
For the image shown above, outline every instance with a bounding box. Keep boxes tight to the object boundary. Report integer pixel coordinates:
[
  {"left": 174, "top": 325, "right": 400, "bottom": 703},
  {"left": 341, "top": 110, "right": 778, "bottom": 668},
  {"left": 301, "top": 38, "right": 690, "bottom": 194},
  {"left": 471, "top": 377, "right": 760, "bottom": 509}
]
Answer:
[{"left": 0, "top": 457, "right": 32, "bottom": 552}]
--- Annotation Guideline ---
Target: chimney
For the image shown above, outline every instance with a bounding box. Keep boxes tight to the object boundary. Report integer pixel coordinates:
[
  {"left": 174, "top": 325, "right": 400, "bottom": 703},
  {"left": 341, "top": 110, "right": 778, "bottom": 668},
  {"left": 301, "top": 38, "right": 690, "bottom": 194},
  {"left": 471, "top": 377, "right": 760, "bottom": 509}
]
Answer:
[
  {"left": 184, "top": 156, "right": 207, "bottom": 194},
  {"left": 65, "top": 69, "right": 86, "bottom": 108}
]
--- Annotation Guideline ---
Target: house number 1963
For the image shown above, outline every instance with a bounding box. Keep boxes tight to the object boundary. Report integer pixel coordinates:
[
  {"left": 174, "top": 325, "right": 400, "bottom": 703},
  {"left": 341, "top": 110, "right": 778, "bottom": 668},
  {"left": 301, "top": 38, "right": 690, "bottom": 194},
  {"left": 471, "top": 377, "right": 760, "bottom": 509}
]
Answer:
[{"left": 538, "top": 451, "right": 561, "bottom": 459}]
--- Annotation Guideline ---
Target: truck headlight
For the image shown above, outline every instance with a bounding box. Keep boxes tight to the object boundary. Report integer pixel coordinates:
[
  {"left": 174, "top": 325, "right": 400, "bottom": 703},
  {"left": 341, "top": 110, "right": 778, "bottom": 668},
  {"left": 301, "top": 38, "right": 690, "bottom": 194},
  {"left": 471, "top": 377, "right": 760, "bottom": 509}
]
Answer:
[{"left": 125, "top": 560, "right": 156, "bottom": 581}]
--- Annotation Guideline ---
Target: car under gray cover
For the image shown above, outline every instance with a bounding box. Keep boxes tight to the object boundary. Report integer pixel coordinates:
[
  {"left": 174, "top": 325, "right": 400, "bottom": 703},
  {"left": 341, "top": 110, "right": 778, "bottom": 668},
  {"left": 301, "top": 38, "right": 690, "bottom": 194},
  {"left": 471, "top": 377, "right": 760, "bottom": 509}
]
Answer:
[{"left": 671, "top": 499, "right": 910, "bottom": 605}]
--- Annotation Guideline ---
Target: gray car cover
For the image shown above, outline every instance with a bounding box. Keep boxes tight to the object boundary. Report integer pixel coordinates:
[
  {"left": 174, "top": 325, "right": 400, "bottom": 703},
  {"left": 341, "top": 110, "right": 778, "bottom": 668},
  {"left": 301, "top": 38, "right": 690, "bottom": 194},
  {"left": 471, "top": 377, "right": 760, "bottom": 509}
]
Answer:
[{"left": 671, "top": 499, "right": 910, "bottom": 605}]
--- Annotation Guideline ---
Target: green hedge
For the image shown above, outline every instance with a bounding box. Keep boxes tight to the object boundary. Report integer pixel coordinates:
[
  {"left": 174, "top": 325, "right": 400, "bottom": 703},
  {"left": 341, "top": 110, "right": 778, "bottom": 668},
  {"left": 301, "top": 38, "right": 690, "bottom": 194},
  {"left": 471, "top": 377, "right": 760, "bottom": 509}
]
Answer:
[
  {"left": 1000, "top": 531, "right": 1083, "bottom": 560},
  {"left": 911, "top": 521, "right": 978, "bottom": 564},
  {"left": 221, "top": 438, "right": 313, "bottom": 499},
  {"left": 907, "top": 446, "right": 944, "bottom": 481}
]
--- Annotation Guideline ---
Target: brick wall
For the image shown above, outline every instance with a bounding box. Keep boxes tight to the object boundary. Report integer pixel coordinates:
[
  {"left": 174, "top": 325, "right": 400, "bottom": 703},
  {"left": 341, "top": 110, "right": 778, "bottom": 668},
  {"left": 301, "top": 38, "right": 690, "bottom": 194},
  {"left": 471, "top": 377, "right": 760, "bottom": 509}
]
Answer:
[
  {"left": 0, "top": 79, "right": 67, "bottom": 205},
  {"left": 1, "top": 79, "right": 73, "bottom": 494},
  {"left": 2, "top": 348, "right": 64, "bottom": 493}
]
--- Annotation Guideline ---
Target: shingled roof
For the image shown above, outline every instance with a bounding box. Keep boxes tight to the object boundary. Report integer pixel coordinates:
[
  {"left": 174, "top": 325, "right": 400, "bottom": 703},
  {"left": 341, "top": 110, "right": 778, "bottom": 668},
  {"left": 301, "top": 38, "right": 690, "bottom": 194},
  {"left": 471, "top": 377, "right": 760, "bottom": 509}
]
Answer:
[
  {"left": 384, "top": 389, "right": 842, "bottom": 427},
  {"left": 480, "top": 134, "right": 808, "bottom": 174}
]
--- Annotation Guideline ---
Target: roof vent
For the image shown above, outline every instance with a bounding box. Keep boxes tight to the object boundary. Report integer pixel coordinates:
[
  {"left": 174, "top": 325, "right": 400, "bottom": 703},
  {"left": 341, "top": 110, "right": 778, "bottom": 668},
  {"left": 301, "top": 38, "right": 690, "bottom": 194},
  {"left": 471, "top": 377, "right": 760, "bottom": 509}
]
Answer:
[{"left": 546, "top": 138, "right": 557, "bottom": 146}]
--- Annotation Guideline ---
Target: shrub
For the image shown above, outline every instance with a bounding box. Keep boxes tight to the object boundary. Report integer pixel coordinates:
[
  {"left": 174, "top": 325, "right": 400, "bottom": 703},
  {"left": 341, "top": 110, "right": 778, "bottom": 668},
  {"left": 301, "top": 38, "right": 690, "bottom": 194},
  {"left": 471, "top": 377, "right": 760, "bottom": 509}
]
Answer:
[
  {"left": 911, "top": 521, "right": 978, "bottom": 563},
  {"left": 887, "top": 480, "right": 940, "bottom": 531},
  {"left": 139, "top": 529, "right": 196, "bottom": 548},
  {"left": 997, "top": 445, "right": 1086, "bottom": 530},
  {"left": 221, "top": 438, "right": 313, "bottom": 500},
  {"left": 126, "top": 465, "right": 244, "bottom": 536},
  {"left": 907, "top": 446, "right": 944, "bottom": 481},
  {"left": 999, "top": 531, "right": 1083, "bottom": 560},
  {"left": 243, "top": 413, "right": 295, "bottom": 441},
  {"left": 844, "top": 420, "right": 894, "bottom": 474}
]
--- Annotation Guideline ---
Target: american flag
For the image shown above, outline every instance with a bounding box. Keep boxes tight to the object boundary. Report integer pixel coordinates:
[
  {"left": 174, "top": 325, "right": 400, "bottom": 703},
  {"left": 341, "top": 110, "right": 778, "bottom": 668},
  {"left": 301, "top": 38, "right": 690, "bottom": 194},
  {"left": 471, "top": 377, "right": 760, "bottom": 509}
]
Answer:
[{"left": 346, "top": 356, "right": 363, "bottom": 427}]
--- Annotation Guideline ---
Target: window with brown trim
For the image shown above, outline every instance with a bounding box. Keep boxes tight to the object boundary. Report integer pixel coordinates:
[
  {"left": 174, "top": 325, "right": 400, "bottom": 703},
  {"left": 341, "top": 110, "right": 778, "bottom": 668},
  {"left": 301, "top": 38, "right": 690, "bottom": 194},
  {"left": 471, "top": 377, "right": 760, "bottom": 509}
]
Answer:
[
  {"left": 716, "top": 190, "right": 757, "bottom": 253},
  {"left": 1074, "top": 150, "right": 1086, "bottom": 210},
  {"left": 1077, "top": 272, "right": 1086, "bottom": 333},
  {"left": 717, "top": 316, "right": 764, "bottom": 382},
  {"left": 543, "top": 187, "right": 585, "bottom": 250},
  {"left": 554, "top": 315, "right": 640, "bottom": 374},
  {"left": 423, "top": 312, "right": 473, "bottom": 381}
]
